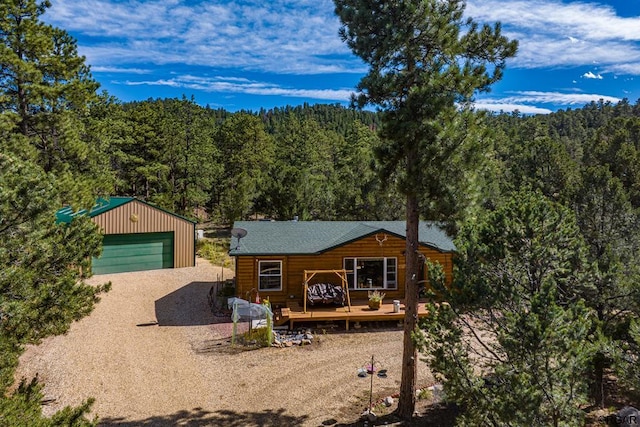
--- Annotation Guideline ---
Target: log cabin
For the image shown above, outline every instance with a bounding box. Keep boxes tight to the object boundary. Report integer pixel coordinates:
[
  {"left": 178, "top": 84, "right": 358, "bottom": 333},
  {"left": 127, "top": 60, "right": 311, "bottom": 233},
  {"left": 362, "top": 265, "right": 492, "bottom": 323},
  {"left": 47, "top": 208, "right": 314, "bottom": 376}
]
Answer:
[{"left": 229, "top": 220, "right": 455, "bottom": 310}]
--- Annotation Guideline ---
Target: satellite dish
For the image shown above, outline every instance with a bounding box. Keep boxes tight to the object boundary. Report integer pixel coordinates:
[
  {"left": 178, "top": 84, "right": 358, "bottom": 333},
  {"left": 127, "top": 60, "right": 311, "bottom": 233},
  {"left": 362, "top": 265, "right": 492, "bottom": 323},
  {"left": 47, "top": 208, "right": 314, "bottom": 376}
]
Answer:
[
  {"left": 230, "top": 227, "right": 248, "bottom": 250},
  {"left": 231, "top": 228, "right": 248, "bottom": 239}
]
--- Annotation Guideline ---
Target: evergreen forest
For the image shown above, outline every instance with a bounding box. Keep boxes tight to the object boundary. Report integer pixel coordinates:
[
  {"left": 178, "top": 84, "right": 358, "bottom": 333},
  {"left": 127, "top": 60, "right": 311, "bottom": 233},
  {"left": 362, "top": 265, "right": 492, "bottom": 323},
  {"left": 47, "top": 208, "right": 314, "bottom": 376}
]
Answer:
[{"left": 2, "top": 0, "right": 640, "bottom": 425}]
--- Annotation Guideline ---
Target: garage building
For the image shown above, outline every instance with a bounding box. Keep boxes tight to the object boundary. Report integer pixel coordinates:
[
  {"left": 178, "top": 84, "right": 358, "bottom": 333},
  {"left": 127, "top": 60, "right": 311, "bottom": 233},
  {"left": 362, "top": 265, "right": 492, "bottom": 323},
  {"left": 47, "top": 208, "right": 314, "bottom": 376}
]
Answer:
[{"left": 57, "top": 197, "right": 196, "bottom": 274}]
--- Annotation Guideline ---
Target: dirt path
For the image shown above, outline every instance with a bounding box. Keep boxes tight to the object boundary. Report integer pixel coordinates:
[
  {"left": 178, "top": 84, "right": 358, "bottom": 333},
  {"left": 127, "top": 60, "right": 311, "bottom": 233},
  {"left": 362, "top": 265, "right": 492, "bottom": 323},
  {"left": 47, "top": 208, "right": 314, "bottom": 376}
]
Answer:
[{"left": 16, "top": 258, "right": 434, "bottom": 426}]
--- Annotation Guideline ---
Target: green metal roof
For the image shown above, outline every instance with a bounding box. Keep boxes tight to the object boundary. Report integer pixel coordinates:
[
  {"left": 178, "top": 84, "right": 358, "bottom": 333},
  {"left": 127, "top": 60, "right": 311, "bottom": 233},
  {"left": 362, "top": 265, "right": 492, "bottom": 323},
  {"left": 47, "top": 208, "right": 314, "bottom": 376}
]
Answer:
[
  {"left": 56, "top": 197, "right": 195, "bottom": 224},
  {"left": 56, "top": 197, "right": 134, "bottom": 223},
  {"left": 229, "top": 221, "right": 455, "bottom": 256}
]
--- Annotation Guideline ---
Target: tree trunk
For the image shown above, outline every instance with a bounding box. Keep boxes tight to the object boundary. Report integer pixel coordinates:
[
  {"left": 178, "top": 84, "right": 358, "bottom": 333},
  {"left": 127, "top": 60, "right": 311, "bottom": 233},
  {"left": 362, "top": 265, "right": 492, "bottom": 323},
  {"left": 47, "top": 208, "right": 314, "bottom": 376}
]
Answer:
[
  {"left": 591, "top": 306, "right": 606, "bottom": 407},
  {"left": 397, "top": 191, "right": 420, "bottom": 419},
  {"left": 592, "top": 351, "right": 606, "bottom": 408}
]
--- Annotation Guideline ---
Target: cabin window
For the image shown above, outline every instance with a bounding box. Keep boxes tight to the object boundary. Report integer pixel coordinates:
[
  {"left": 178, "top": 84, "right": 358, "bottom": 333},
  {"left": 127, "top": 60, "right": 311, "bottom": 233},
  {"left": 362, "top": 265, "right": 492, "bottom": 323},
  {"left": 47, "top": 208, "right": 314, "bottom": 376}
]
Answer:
[
  {"left": 258, "top": 260, "right": 282, "bottom": 291},
  {"left": 344, "top": 257, "right": 397, "bottom": 290}
]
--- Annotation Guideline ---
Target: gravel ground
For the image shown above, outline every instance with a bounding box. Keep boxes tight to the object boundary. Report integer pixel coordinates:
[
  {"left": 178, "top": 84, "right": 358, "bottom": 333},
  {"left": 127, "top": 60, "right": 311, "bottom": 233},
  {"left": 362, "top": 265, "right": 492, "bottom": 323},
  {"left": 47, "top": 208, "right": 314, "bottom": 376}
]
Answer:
[{"left": 15, "top": 258, "right": 434, "bottom": 426}]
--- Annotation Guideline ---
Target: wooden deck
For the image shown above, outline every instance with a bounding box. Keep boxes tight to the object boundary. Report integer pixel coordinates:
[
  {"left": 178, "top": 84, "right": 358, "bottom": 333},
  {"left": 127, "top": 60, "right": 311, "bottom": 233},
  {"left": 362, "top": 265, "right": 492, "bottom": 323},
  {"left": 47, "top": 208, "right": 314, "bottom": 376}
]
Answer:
[{"left": 275, "top": 299, "right": 429, "bottom": 330}]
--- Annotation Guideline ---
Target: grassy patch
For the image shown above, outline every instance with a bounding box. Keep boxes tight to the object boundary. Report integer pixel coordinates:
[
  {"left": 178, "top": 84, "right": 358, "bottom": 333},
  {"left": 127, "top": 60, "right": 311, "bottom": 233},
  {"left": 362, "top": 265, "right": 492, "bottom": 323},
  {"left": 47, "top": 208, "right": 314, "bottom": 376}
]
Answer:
[
  {"left": 418, "top": 388, "right": 433, "bottom": 400},
  {"left": 239, "top": 327, "right": 272, "bottom": 348},
  {"left": 196, "top": 238, "right": 234, "bottom": 268}
]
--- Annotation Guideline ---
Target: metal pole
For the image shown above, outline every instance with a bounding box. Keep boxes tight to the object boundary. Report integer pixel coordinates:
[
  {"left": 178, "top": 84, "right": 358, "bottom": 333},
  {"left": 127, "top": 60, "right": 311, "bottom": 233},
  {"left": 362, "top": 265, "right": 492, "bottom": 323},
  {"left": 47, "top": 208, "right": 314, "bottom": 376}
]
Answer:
[
  {"left": 369, "top": 355, "right": 374, "bottom": 412},
  {"left": 231, "top": 301, "right": 239, "bottom": 346}
]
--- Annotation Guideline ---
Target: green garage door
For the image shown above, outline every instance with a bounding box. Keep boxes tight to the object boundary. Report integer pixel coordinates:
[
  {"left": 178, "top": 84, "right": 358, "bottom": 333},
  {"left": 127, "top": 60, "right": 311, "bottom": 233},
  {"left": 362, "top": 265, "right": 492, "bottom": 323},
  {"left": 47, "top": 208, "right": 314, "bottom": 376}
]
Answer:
[{"left": 92, "top": 232, "right": 174, "bottom": 274}]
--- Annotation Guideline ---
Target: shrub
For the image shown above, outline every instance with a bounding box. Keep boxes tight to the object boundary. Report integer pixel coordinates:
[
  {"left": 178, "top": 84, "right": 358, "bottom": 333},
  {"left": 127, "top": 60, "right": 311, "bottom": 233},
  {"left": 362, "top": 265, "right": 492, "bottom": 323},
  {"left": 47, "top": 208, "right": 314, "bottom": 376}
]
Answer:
[{"left": 196, "top": 238, "right": 234, "bottom": 268}]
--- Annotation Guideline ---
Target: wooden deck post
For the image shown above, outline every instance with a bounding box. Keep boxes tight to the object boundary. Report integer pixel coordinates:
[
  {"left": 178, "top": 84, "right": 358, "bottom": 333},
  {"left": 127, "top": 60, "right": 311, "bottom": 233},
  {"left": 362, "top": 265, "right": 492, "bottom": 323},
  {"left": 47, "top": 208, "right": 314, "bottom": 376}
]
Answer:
[{"left": 303, "top": 281, "right": 308, "bottom": 313}]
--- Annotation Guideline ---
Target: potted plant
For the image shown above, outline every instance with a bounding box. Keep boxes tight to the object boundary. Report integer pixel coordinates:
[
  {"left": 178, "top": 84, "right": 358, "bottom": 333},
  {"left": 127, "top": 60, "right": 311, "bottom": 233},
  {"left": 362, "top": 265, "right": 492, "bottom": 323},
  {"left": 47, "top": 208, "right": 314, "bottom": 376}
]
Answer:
[{"left": 368, "top": 290, "right": 385, "bottom": 310}]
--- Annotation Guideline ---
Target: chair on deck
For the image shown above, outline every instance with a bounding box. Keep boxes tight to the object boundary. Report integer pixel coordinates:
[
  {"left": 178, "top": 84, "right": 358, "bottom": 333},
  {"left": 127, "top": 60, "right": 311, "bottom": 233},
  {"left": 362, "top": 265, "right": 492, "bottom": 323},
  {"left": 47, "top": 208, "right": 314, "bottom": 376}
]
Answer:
[
  {"left": 306, "top": 283, "right": 345, "bottom": 306},
  {"left": 302, "top": 269, "right": 352, "bottom": 314}
]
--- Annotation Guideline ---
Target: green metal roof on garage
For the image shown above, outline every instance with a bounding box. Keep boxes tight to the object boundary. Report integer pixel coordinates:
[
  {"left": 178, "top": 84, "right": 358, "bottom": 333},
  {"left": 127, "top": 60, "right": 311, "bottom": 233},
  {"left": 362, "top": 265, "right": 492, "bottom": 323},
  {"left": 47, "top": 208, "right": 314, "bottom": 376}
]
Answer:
[
  {"left": 56, "top": 197, "right": 133, "bottom": 223},
  {"left": 229, "top": 220, "right": 455, "bottom": 256},
  {"left": 56, "top": 197, "right": 195, "bottom": 224}
]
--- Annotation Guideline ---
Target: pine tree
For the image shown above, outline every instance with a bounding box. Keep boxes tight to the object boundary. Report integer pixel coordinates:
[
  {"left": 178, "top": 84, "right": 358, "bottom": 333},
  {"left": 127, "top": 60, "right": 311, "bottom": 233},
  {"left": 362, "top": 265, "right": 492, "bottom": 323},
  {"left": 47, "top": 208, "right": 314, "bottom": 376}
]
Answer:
[
  {"left": 149, "top": 97, "right": 220, "bottom": 216},
  {"left": 334, "top": 121, "right": 401, "bottom": 220},
  {"left": 573, "top": 165, "right": 640, "bottom": 405},
  {"left": 213, "top": 113, "right": 274, "bottom": 223},
  {"left": 118, "top": 100, "right": 167, "bottom": 199},
  {"left": 0, "top": 153, "right": 109, "bottom": 425},
  {"left": 334, "top": 0, "right": 517, "bottom": 417},
  {"left": 0, "top": 0, "right": 112, "bottom": 206},
  {"left": 265, "top": 115, "right": 341, "bottom": 220},
  {"left": 0, "top": 1, "right": 110, "bottom": 422},
  {"left": 421, "top": 191, "right": 594, "bottom": 425},
  {"left": 489, "top": 102, "right": 640, "bottom": 406}
]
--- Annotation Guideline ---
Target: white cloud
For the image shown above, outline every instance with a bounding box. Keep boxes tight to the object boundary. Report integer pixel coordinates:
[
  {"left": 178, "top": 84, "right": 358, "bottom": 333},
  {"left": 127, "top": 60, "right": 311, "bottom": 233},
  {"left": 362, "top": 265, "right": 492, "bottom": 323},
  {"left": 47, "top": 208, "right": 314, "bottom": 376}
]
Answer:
[
  {"left": 42, "top": 0, "right": 640, "bottom": 111},
  {"left": 44, "top": 0, "right": 640, "bottom": 78},
  {"left": 497, "top": 91, "right": 620, "bottom": 105},
  {"left": 583, "top": 71, "right": 603, "bottom": 80},
  {"left": 466, "top": 0, "right": 640, "bottom": 75},
  {"left": 121, "top": 74, "right": 355, "bottom": 101},
  {"left": 606, "top": 63, "right": 640, "bottom": 75},
  {"left": 474, "top": 90, "right": 622, "bottom": 114},
  {"left": 91, "top": 66, "right": 152, "bottom": 74},
  {"left": 466, "top": 0, "right": 640, "bottom": 41},
  {"left": 473, "top": 102, "right": 553, "bottom": 114},
  {"left": 47, "top": 0, "right": 358, "bottom": 75}
]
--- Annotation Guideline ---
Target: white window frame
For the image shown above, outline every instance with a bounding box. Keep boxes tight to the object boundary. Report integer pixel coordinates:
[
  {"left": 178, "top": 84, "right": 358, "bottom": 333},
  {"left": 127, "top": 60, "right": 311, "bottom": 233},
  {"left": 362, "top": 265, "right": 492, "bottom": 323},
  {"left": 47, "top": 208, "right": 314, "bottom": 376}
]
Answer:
[
  {"left": 258, "top": 260, "right": 282, "bottom": 291},
  {"left": 344, "top": 257, "right": 398, "bottom": 290}
]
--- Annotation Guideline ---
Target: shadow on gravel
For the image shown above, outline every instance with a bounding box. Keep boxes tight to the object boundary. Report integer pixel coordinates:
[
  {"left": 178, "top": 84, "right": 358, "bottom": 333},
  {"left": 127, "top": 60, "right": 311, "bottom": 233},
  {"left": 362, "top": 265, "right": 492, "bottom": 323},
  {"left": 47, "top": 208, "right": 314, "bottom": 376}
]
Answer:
[
  {"left": 155, "top": 281, "right": 215, "bottom": 326},
  {"left": 333, "top": 402, "right": 458, "bottom": 427},
  {"left": 98, "top": 407, "right": 309, "bottom": 426}
]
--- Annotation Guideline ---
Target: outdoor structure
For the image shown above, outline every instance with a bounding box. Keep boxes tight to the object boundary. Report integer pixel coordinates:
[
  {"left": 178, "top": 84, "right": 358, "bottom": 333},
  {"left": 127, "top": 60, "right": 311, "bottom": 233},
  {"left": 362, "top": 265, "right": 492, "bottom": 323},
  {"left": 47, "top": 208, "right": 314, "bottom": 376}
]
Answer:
[
  {"left": 229, "top": 221, "right": 455, "bottom": 328},
  {"left": 57, "top": 197, "right": 196, "bottom": 274}
]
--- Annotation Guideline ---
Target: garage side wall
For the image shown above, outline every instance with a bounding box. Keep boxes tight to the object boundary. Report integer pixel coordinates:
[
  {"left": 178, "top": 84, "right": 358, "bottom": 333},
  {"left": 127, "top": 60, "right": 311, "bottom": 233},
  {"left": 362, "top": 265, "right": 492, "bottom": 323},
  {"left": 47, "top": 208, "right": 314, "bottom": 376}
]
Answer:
[{"left": 91, "top": 200, "right": 195, "bottom": 268}]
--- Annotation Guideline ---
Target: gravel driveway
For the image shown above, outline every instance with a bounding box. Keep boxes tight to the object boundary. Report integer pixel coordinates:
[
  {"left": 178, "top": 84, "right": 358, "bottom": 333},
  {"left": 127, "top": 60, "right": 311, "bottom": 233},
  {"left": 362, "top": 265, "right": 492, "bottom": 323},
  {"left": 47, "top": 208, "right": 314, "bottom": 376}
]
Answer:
[{"left": 16, "top": 258, "right": 434, "bottom": 426}]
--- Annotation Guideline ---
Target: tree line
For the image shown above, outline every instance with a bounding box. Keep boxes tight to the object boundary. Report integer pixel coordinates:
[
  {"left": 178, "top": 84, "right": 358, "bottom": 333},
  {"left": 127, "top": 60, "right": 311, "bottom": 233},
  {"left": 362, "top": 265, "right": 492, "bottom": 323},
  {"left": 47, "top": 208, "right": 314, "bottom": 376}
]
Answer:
[
  {"left": 101, "top": 97, "right": 401, "bottom": 224},
  {"left": 419, "top": 98, "right": 640, "bottom": 425},
  {"left": 2, "top": 0, "right": 640, "bottom": 424}
]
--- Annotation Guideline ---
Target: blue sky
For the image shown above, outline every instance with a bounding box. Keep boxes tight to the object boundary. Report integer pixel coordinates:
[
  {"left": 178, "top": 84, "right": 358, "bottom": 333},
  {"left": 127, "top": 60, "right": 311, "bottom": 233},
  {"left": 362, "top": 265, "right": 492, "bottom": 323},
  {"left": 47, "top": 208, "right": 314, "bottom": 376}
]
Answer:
[{"left": 45, "top": 0, "right": 640, "bottom": 114}]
